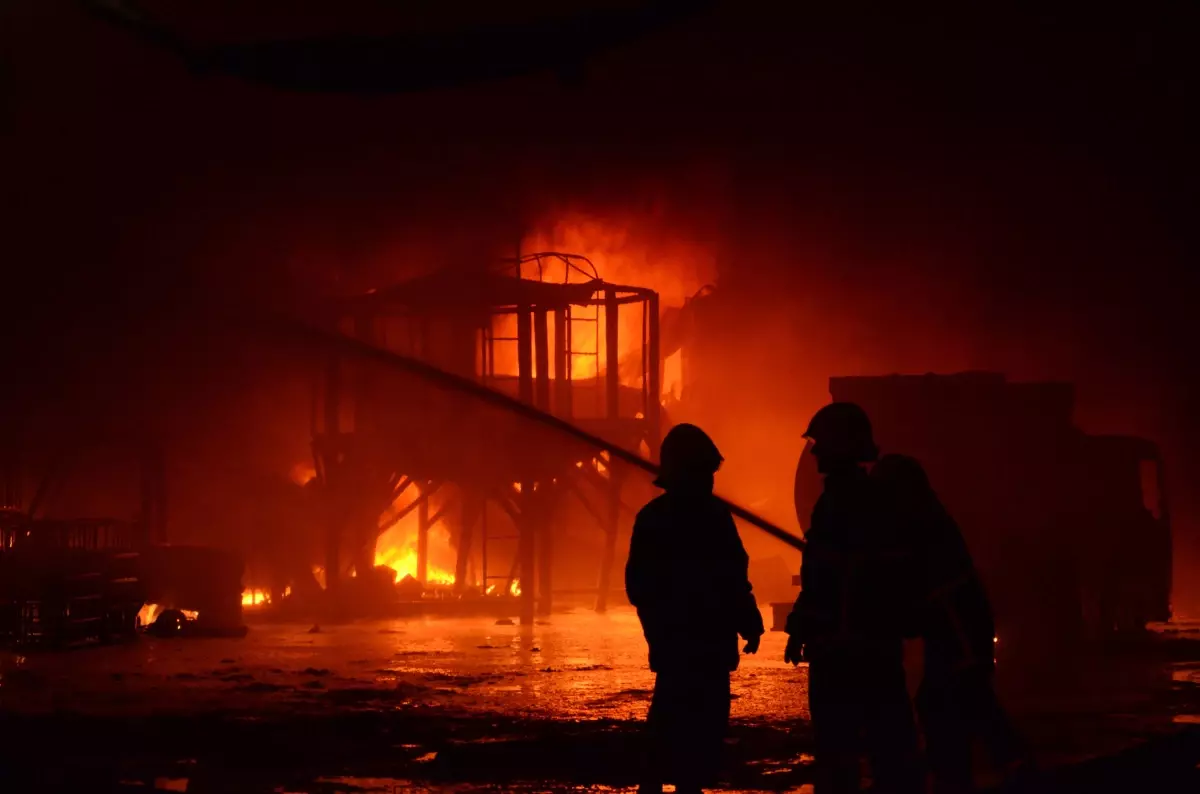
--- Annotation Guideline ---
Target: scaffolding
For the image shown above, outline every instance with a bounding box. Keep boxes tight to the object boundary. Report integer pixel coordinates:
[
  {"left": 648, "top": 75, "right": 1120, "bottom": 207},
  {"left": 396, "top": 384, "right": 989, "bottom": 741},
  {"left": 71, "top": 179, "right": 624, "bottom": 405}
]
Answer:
[{"left": 311, "top": 253, "right": 662, "bottom": 623}]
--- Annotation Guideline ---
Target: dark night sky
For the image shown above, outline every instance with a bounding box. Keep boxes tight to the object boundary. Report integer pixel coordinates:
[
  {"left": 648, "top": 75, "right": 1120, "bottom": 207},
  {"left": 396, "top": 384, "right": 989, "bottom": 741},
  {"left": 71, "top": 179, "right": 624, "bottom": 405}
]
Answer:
[{"left": 2, "top": 3, "right": 1198, "bottom": 603}]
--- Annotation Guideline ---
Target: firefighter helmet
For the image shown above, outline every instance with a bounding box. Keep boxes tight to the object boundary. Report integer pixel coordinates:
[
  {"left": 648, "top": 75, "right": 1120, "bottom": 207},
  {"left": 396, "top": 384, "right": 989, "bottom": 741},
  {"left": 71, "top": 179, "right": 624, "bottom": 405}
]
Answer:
[
  {"left": 654, "top": 423, "right": 724, "bottom": 488},
  {"left": 804, "top": 402, "right": 879, "bottom": 463}
]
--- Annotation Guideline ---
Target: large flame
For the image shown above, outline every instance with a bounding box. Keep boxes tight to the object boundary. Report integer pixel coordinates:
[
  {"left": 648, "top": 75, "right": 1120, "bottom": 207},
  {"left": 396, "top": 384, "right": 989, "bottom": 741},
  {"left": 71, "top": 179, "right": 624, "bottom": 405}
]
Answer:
[
  {"left": 374, "top": 486, "right": 458, "bottom": 586},
  {"left": 280, "top": 213, "right": 716, "bottom": 597},
  {"left": 374, "top": 540, "right": 456, "bottom": 585}
]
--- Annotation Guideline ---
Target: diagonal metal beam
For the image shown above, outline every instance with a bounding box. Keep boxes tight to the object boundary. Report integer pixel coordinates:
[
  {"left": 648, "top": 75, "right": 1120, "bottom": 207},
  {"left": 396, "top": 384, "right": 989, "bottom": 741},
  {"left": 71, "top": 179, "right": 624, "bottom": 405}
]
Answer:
[
  {"left": 258, "top": 313, "right": 805, "bottom": 550},
  {"left": 390, "top": 475, "right": 413, "bottom": 501},
  {"left": 377, "top": 480, "right": 442, "bottom": 536}
]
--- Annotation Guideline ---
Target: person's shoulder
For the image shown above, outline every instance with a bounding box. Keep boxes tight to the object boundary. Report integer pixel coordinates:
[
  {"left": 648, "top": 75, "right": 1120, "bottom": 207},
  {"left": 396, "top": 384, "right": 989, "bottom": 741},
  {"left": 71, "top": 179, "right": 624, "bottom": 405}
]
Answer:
[
  {"left": 703, "top": 493, "right": 735, "bottom": 519},
  {"left": 635, "top": 493, "right": 672, "bottom": 522}
]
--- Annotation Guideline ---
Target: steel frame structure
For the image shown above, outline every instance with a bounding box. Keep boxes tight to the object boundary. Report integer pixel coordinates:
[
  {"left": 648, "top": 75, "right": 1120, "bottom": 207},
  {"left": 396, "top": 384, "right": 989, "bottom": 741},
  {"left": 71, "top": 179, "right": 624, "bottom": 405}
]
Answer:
[{"left": 311, "top": 253, "right": 662, "bottom": 623}]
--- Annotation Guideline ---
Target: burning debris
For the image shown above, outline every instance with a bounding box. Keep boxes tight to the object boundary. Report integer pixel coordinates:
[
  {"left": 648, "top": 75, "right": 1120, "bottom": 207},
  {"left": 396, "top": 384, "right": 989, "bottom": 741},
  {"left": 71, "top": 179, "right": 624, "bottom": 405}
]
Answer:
[{"left": 144, "top": 607, "right": 195, "bottom": 637}]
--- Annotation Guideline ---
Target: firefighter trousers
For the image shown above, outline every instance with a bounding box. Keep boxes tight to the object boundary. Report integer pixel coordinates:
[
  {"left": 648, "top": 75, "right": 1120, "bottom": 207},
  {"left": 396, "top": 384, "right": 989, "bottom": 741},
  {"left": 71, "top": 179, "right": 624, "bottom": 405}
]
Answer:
[
  {"left": 642, "top": 669, "right": 731, "bottom": 792},
  {"left": 808, "top": 656, "right": 924, "bottom": 794}
]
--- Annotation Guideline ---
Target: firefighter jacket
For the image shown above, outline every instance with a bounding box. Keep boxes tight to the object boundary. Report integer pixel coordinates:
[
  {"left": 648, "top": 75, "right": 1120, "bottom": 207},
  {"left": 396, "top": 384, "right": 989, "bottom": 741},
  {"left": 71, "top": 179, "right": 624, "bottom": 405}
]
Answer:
[
  {"left": 788, "top": 468, "right": 910, "bottom": 661},
  {"left": 626, "top": 489, "right": 765, "bottom": 673}
]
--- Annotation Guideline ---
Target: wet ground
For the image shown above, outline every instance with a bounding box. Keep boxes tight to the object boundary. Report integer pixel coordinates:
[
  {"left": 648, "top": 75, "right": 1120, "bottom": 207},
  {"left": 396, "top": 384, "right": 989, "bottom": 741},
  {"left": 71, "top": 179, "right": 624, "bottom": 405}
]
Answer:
[{"left": 1, "top": 608, "right": 1198, "bottom": 792}]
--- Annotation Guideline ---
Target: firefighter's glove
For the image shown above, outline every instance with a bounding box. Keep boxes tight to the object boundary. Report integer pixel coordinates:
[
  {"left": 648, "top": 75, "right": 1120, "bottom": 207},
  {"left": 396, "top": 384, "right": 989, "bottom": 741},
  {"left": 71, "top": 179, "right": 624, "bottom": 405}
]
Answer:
[
  {"left": 784, "top": 633, "right": 806, "bottom": 666},
  {"left": 785, "top": 605, "right": 805, "bottom": 637},
  {"left": 743, "top": 633, "right": 761, "bottom": 655}
]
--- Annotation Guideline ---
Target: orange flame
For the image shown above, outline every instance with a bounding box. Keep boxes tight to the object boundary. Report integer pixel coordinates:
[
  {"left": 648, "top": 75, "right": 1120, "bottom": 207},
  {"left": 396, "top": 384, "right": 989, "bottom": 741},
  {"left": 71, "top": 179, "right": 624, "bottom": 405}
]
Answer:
[
  {"left": 374, "top": 543, "right": 456, "bottom": 586},
  {"left": 137, "top": 603, "right": 160, "bottom": 625},
  {"left": 137, "top": 604, "right": 198, "bottom": 624},
  {"left": 485, "top": 579, "right": 521, "bottom": 597},
  {"left": 242, "top": 589, "right": 269, "bottom": 607},
  {"left": 374, "top": 486, "right": 457, "bottom": 586}
]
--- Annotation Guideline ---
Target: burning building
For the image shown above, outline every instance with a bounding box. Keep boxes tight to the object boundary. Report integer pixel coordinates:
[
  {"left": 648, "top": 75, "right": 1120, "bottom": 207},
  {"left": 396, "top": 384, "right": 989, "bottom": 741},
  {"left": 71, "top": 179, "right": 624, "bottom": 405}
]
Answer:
[{"left": 302, "top": 252, "right": 667, "bottom": 623}]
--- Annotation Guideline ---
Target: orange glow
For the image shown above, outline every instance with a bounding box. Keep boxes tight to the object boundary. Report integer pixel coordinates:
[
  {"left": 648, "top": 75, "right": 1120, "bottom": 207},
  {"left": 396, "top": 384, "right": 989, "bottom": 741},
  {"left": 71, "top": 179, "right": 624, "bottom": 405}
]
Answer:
[
  {"left": 137, "top": 604, "right": 198, "bottom": 623},
  {"left": 663, "top": 348, "right": 683, "bottom": 399},
  {"left": 524, "top": 211, "right": 717, "bottom": 311},
  {"left": 484, "top": 579, "right": 521, "bottom": 597},
  {"left": 242, "top": 589, "right": 269, "bottom": 607},
  {"left": 137, "top": 603, "right": 161, "bottom": 625},
  {"left": 374, "top": 543, "right": 456, "bottom": 586},
  {"left": 482, "top": 212, "right": 719, "bottom": 398},
  {"left": 483, "top": 280, "right": 612, "bottom": 383},
  {"left": 290, "top": 463, "right": 317, "bottom": 485},
  {"left": 374, "top": 487, "right": 457, "bottom": 586}
]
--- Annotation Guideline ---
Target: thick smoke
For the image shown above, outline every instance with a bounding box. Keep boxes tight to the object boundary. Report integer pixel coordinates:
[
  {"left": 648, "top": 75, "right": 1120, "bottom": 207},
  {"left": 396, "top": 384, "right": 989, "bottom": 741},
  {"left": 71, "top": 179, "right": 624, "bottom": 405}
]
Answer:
[{"left": 3, "top": 4, "right": 1196, "bottom": 608}]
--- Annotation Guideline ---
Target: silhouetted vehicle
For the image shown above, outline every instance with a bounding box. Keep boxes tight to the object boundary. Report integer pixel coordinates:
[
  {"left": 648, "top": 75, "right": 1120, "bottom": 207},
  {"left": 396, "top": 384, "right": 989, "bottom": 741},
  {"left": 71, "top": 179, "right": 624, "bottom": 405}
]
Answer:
[
  {"left": 794, "top": 373, "right": 1172, "bottom": 655},
  {"left": 626, "top": 423, "right": 764, "bottom": 794}
]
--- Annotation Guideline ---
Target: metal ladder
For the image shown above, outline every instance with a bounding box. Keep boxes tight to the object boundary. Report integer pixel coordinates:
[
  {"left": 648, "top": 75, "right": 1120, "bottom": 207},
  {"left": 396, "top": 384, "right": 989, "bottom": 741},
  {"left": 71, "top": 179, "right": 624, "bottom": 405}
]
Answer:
[
  {"left": 480, "top": 495, "right": 521, "bottom": 595},
  {"left": 566, "top": 302, "right": 602, "bottom": 415}
]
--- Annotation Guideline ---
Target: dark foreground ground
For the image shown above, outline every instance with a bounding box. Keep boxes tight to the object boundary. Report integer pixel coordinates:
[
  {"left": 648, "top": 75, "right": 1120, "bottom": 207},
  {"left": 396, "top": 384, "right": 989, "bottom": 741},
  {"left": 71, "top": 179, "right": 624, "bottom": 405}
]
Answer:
[{"left": 0, "top": 609, "right": 1198, "bottom": 793}]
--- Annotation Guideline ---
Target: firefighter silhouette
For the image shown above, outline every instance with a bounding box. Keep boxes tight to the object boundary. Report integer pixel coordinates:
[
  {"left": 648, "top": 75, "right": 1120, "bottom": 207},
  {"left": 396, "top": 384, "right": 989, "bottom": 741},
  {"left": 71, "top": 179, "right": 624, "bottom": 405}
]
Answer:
[
  {"left": 785, "top": 403, "right": 923, "bottom": 794},
  {"left": 872, "top": 454, "right": 1030, "bottom": 793},
  {"left": 626, "top": 423, "right": 765, "bottom": 794}
]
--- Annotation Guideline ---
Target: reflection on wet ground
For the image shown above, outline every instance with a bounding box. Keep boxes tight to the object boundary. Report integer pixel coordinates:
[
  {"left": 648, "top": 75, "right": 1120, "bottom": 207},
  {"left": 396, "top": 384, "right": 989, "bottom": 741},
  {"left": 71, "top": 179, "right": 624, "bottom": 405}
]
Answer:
[
  {"left": 0, "top": 609, "right": 1197, "bottom": 792},
  {"left": 0, "top": 608, "right": 806, "bottom": 719}
]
